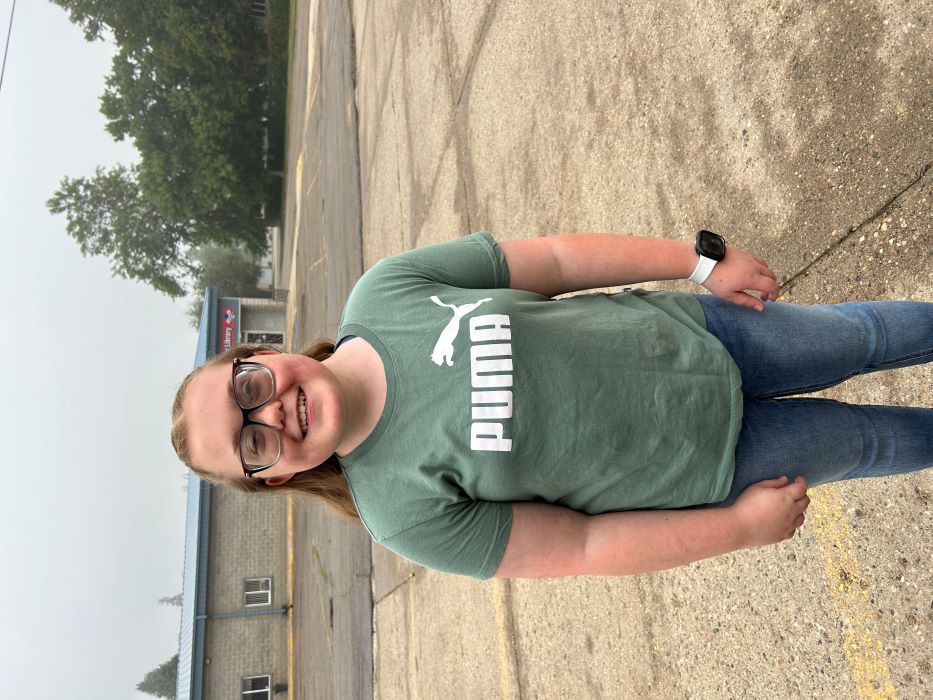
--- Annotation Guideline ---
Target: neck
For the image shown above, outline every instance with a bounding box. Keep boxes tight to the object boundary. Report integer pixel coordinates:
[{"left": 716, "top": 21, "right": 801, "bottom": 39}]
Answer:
[{"left": 322, "top": 340, "right": 386, "bottom": 456}]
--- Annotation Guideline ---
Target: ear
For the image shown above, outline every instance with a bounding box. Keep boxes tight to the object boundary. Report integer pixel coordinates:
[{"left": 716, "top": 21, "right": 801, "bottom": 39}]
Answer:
[{"left": 263, "top": 474, "right": 294, "bottom": 487}]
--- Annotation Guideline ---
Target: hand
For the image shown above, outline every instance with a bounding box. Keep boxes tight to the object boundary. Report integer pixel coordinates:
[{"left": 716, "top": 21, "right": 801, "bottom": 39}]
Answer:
[
  {"left": 730, "top": 475, "right": 810, "bottom": 548},
  {"left": 701, "top": 245, "right": 780, "bottom": 312}
]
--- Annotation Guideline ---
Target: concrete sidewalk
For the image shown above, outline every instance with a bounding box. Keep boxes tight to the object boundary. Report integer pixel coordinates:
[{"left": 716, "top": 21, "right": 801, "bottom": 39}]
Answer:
[{"left": 286, "top": 1, "right": 933, "bottom": 697}]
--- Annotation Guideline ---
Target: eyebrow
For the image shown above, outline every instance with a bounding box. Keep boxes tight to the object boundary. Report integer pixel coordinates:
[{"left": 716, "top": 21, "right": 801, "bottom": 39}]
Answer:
[{"left": 229, "top": 378, "right": 241, "bottom": 458}]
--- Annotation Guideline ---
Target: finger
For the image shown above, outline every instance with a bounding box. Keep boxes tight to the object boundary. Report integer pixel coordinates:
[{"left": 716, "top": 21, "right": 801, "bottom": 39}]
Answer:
[
  {"left": 761, "top": 274, "right": 782, "bottom": 301},
  {"left": 756, "top": 475, "right": 789, "bottom": 488},
  {"left": 784, "top": 475, "right": 808, "bottom": 497},
  {"left": 794, "top": 513, "right": 805, "bottom": 529},
  {"left": 757, "top": 264, "right": 778, "bottom": 281},
  {"left": 759, "top": 279, "right": 779, "bottom": 302},
  {"left": 731, "top": 291, "right": 765, "bottom": 313},
  {"left": 721, "top": 290, "right": 760, "bottom": 310},
  {"left": 754, "top": 271, "right": 780, "bottom": 294},
  {"left": 751, "top": 255, "right": 771, "bottom": 271},
  {"left": 752, "top": 282, "right": 780, "bottom": 305}
]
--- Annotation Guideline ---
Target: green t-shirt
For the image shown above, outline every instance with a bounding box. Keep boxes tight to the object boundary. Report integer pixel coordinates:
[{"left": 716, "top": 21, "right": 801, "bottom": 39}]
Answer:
[{"left": 338, "top": 232, "right": 743, "bottom": 579}]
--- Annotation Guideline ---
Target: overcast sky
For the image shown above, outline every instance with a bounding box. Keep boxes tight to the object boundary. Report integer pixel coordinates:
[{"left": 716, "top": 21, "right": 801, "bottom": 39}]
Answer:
[{"left": 0, "top": 2, "right": 198, "bottom": 696}]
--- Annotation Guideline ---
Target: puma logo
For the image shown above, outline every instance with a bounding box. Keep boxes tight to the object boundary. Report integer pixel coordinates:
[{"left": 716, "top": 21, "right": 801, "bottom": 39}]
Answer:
[{"left": 429, "top": 295, "right": 492, "bottom": 366}]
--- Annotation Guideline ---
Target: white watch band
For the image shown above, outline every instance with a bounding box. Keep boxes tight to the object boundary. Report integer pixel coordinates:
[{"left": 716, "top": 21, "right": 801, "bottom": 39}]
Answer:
[{"left": 688, "top": 255, "right": 717, "bottom": 285}]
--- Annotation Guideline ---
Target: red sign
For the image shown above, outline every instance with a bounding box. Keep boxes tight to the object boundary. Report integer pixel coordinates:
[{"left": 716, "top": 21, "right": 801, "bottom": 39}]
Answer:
[{"left": 221, "top": 307, "right": 236, "bottom": 351}]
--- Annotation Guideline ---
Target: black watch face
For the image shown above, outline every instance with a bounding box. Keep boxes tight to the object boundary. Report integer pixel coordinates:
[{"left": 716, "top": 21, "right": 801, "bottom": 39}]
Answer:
[{"left": 697, "top": 230, "right": 725, "bottom": 260}]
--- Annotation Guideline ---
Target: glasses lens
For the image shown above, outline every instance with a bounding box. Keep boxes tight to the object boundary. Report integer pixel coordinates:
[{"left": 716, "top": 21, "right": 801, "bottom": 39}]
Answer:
[
  {"left": 234, "top": 364, "right": 275, "bottom": 409},
  {"left": 240, "top": 424, "right": 282, "bottom": 469}
]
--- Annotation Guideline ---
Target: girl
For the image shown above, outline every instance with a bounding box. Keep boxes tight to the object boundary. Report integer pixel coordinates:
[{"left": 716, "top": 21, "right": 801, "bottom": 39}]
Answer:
[{"left": 171, "top": 232, "right": 933, "bottom": 579}]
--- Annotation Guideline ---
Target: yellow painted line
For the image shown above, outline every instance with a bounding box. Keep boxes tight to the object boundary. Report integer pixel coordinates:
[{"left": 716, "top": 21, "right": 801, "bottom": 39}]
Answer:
[
  {"left": 492, "top": 580, "right": 512, "bottom": 700},
  {"left": 289, "top": 152, "right": 304, "bottom": 292},
  {"left": 293, "top": 151, "right": 304, "bottom": 236},
  {"left": 407, "top": 578, "right": 420, "bottom": 699},
  {"left": 809, "top": 484, "right": 896, "bottom": 699},
  {"left": 287, "top": 494, "right": 294, "bottom": 700},
  {"left": 305, "top": 11, "right": 317, "bottom": 118},
  {"left": 285, "top": 152, "right": 305, "bottom": 350}
]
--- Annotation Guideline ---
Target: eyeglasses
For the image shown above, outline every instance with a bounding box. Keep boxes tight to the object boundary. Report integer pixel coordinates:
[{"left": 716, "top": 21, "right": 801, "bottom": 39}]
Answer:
[{"left": 232, "top": 358, "right": 282, "bottom": 478}]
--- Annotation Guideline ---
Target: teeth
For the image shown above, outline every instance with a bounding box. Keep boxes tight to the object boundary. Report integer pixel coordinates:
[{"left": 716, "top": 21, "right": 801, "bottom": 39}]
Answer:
[{"left": 298, "top": 389, "right": 308, "bottom": 435}]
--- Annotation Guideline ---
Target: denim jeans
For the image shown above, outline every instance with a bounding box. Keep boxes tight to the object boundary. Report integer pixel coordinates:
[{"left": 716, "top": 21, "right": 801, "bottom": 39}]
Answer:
[{"left": 693, "top": 294, "right": 933, "bottom": 505}]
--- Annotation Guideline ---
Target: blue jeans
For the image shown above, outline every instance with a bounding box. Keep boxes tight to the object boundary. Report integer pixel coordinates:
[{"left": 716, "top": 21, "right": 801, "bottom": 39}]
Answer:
[{"left": 694, "top": 295, "right": 933, "bottom": 505}]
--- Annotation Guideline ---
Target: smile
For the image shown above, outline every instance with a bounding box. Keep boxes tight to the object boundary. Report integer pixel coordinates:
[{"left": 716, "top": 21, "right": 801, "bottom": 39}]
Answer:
[{"left": 298, "top": 388, "right": 309, "bottom": 436}]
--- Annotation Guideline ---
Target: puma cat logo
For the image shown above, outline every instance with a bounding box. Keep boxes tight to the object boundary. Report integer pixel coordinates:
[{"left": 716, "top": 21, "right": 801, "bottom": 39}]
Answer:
[
  {"left": 428, "top": 295, "right": 514, "bottom": 452},
  {"left": 429, "top": 295, "right": 492, "bottom": 366}
]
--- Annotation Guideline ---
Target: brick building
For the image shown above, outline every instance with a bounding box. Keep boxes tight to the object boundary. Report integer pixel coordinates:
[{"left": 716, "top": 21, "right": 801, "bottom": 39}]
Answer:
[{"left": 176, "top": 287, "right": 291, "bottom": 700}]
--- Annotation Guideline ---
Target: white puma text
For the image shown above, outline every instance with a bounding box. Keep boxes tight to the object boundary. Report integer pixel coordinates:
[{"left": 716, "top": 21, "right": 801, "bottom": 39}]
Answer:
[{"left": 428, "top": 296, "right": 514, "bottom": 452}]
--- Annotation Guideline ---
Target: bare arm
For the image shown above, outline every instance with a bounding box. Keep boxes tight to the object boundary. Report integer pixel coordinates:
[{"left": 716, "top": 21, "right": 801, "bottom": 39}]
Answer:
[
  {"left": 498, "top": 234, "right": 779, "bottom": 311},
  {"left": 494, "top": 476, "right": 809, "bottom": 578}
]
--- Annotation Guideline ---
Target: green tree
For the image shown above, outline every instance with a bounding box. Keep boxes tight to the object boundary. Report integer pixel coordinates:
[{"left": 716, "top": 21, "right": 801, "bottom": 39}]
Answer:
[
  {"left": 48, "top": 0, "right": 138, "bottom": 43},
  {"left": 51, "top": 0, "right": 273, "bottom": 253},
  {"left": 100, "top": 47, "right": 267, "bottom": 222},
  {"left": 137, "top": 653, "right": 178, "bottom": 699},
  {"left": 92, "top": 3, "right": 269, "bottom": 222},
  {"left": 50, "top": 0, "right": 265, "bottom": 64},
  {"left": 47, "top": 165, "right": 195, "bottom": 297},
  {"left": 195, "top": 245, "right": 265, "bottom": 296},
  {"left": 186, "top": 245, "right": 265, "bottom": 327},
  {"left": 48, "top": 166, "right": 268, "bottom": 298}
]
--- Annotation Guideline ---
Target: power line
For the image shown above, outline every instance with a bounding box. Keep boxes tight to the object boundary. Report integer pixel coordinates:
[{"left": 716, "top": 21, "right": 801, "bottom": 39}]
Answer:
[{"left": 0, "top": 0, "right": 17, "bottom": 98}]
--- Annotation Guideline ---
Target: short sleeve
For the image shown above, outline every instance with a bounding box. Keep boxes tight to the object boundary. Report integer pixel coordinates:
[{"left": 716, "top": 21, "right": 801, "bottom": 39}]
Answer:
[
  {"left": 380, "top": 232, "right": 510, "bottom": 290},
  {"left": 378, "top": 499, "right": 513, "bottom": 579},
  {"left": 339, "top": 232, "right": 510, "bottom": 335}
]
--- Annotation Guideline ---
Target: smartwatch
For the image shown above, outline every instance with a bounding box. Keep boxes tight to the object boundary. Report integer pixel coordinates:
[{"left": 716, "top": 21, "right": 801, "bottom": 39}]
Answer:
[{"left": 688, "top": 230, "right": 726, "bottom": 285}]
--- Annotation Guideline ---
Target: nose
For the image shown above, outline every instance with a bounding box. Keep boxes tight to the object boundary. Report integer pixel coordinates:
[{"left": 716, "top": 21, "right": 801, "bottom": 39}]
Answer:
[{"left": 250, "top": 400, "right": 284, "bottom": 430}]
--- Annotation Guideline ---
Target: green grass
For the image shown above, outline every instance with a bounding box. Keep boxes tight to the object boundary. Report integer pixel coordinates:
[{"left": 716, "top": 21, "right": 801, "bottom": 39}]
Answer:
[
  {"left": 264, "top": 0, "right": 294, "bottom": 221},
  {"left": 285, "top": 0, "right": 297, "bottom": 144}
]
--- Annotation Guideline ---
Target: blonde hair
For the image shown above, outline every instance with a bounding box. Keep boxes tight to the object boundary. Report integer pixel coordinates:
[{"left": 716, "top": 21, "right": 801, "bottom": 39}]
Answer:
[{"left": 170, "top": 340, "right": 359, "bottom": 519}]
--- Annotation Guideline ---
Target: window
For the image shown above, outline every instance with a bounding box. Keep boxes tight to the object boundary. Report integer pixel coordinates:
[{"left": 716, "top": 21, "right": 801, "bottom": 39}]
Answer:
[
  {"left": 244, "top": 331, "right": 284, "bottom": 345},
  {"left": 244, "top": 577, "right": 272, "bottom": 607},
  {"left": 242, "top": 675, "right": 271, "bottom": 699}
]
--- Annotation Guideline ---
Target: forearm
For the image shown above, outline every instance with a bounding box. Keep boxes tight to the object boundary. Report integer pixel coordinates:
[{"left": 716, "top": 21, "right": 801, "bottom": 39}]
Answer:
[
  {"left": 496, "top": 479, "right": 806, "bottom": 579},
  {"left": 551, "top": 234, "right": 697, "bottom": 295},
  {"left": 582, "top": 506, "right": 747, "bottom": 576},
  {"left": 500, "top": 233, "right": 700, "bottom": 297}
]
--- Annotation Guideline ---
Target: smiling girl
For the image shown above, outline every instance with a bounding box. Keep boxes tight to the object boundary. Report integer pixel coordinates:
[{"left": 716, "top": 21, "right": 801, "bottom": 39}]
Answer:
[{"left": 171, "top": 232, "right": 933, "bottom": 578}]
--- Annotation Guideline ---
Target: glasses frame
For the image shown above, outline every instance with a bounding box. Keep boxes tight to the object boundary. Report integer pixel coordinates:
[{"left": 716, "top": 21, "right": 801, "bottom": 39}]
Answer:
[{"left": 232, "top": 358, "right": 282, "bottom": 478}]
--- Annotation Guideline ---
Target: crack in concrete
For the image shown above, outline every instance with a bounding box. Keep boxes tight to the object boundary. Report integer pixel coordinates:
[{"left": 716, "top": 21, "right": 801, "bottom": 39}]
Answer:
[
  {"left": 499, "top": 580, "right": 525, "bottom": 700},
  {"left": 346, "top": 0, "right": 365, "bottom": 267},
  {"left": 390, "top": 86, "right": 406, "bottom": 249},
  {"left": 780, "top": 161, "right": 932, "bottom": 295},
  {"left": 373, "top": 570, "right": 421, "bottom": 606},
  {"left": 450, "top": 0, "right": 500, "bottom": 233},
  {"left": 455, "top": 0, "right": 499, "bottom": 109}
]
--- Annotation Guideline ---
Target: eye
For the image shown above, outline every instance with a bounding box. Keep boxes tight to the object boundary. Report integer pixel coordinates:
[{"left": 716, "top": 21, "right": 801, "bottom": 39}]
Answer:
[
  {"left": 242, "top": 430, "right": 259, "bottom": 459},
  {"left": 241, "top": 377, "right": 255, "bottom": 402},
  {"left": 251, "top": 431, "right": 265, "bottom": 456}
]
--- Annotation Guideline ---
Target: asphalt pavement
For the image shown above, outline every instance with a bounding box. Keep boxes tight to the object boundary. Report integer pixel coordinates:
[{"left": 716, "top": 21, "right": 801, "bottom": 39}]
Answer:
[{"left": 283, "top": 1, "right": 933, "bottom": 697}]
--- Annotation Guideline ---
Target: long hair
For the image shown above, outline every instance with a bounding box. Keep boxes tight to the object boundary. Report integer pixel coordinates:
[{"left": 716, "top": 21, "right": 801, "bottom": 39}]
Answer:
[{"left": 170, "top": 340, "right": 360, "bottom": 519}]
